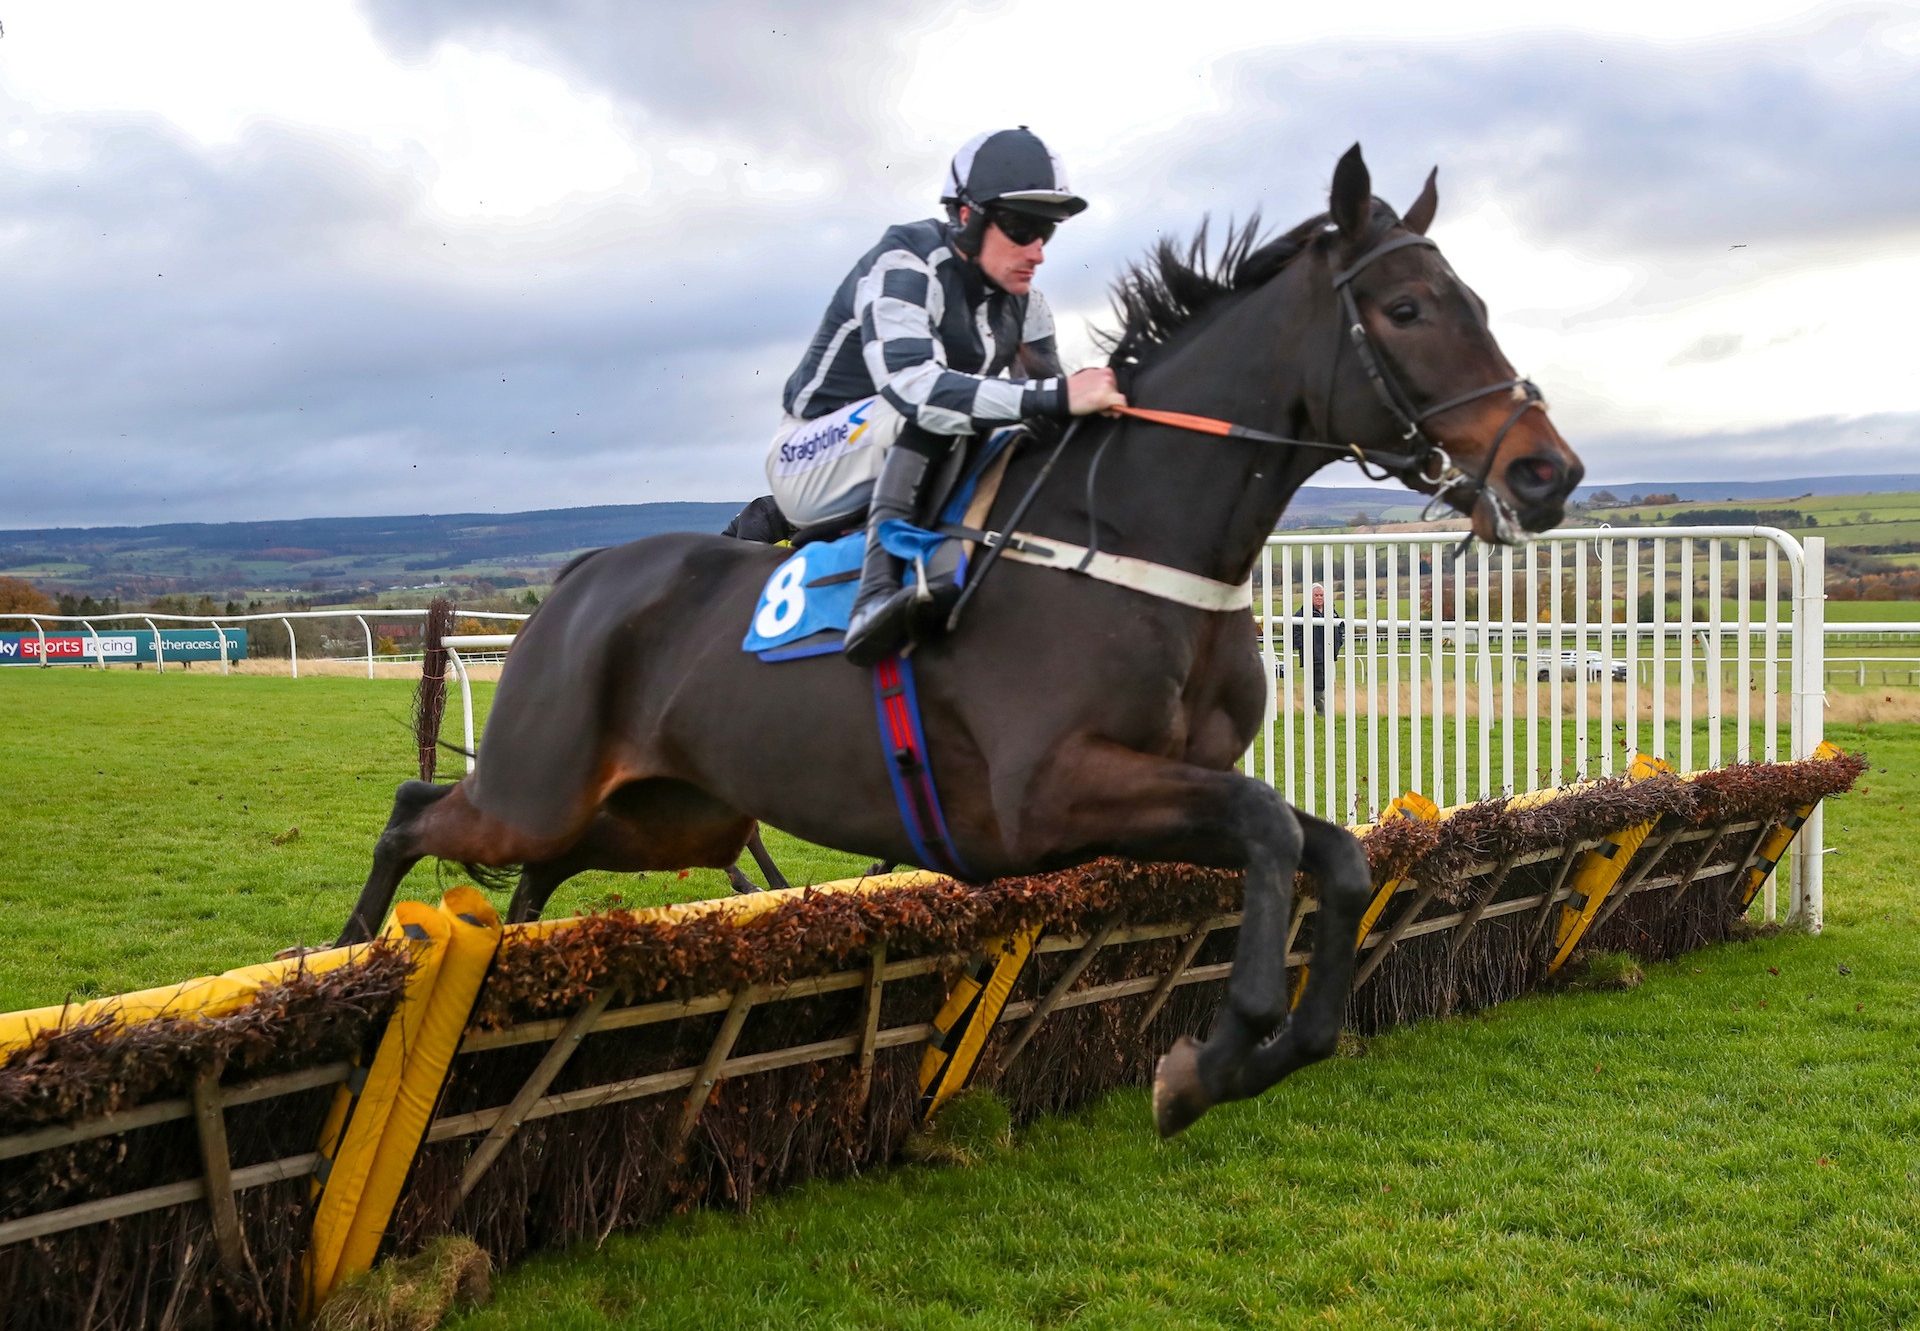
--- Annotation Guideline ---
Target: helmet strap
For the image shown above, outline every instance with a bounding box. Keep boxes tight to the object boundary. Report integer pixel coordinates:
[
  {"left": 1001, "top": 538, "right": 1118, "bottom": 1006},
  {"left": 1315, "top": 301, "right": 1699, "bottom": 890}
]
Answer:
[{"left": 950, "top": 197, "right": 989, "bottom": 260}]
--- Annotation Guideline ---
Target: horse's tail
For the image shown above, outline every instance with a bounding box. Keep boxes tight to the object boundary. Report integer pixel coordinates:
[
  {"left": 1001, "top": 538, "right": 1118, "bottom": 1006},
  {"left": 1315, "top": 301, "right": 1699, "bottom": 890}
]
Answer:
[{"left": 413, "top": 597, "right": 456, "bottom": 781}]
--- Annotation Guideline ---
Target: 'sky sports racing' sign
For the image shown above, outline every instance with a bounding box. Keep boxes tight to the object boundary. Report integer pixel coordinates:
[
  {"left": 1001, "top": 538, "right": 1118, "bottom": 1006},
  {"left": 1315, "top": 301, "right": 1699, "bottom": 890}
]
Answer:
[{"left": 0, "top": 628, "right": 250, "bottom": 665}]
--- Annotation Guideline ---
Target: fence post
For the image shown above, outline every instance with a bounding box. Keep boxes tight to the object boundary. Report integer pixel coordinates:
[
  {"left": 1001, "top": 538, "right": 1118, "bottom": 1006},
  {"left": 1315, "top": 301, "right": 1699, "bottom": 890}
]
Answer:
[
  {"left": 356, "top": 615, "right": 373, "bottom": 679},
  {"left": 283, "top": 618, "right": 298, "bottom": 679},
  {"left": 1792, "top": 537, "right": 1826, "bottom": 931},
  {"left": 29, "top": 618, "right": 46, "bottom": 668},
  {"left": 143, "top": 618, "right": 165, "bottom": 673}
]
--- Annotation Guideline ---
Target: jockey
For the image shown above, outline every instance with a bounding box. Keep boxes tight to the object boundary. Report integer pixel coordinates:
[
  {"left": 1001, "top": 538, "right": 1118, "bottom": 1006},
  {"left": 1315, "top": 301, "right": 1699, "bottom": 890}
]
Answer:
[{"left": 768, "top": 126, "right": 1127, "bottom": 665}]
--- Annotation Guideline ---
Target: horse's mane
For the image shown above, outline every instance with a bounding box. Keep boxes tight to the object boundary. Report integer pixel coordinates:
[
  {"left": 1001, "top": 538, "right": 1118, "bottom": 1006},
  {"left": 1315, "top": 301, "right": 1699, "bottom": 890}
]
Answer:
[{"left": 1098, "top": 211, "right": 1331, "bottom": 368}]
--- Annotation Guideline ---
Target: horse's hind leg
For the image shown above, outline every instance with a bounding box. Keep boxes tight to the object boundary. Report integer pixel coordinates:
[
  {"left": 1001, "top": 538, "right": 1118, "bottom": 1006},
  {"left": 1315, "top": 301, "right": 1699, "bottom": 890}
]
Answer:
[
  {"left": 723, "top": 825, "right": 786, "bottom": 895},
  {"left": 744, "top": 826, "right": 789, "bottom": 891},
  {"left": 338, "top": 780, "right": 454, "bottom": 944},
  {"left": 340, "top": 776, "right": 605, "bottom": 944}
]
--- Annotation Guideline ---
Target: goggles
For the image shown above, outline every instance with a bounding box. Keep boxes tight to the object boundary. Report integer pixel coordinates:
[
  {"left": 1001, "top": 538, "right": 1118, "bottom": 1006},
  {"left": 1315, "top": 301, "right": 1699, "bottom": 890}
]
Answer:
[{"left": 988, "top": 209, "right": 1057, "bottom": 247}]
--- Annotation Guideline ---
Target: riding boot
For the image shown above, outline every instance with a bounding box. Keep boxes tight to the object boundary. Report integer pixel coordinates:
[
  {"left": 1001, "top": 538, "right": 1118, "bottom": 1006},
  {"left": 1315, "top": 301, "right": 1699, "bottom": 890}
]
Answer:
[{"left": 843, "top": 443, "right": 936, "bottom": 666}]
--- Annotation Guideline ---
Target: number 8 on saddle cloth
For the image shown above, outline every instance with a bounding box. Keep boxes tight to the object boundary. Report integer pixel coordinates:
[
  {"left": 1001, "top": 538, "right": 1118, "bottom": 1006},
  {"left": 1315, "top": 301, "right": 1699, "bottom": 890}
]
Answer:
[{"left": 741, "top": 427, "right": 1022, "bottom": 662}]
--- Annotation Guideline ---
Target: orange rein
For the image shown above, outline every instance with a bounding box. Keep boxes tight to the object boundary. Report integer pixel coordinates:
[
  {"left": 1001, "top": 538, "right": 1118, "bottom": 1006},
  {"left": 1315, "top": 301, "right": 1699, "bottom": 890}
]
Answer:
[{"left": 1107, "top": 405, "right": 1238, "bottom": 437}]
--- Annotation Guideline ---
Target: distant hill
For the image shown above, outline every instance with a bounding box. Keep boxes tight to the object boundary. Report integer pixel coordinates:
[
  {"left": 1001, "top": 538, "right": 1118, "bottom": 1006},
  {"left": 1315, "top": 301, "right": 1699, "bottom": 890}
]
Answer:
[
  {"left": 0, "top": 503, "right": 740, "bottom": 601},
  {"left": 6, "top": 475, "right": 1919, "bottom": 601},
  {"left": 1575, "top": 475, "right": 1920, "bottom": 503}
]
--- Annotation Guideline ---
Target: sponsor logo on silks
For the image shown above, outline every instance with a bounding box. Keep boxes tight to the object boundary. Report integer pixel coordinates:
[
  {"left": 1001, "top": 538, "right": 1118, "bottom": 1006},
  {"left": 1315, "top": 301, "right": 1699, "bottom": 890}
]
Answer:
[{"left": 775, "top": 402, "right": 876, "bottom": 474}]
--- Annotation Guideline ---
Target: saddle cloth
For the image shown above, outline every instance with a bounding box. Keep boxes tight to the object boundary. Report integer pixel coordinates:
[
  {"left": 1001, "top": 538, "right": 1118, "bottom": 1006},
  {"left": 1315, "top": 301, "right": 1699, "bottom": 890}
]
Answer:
[
  {"left": 740, "top": 426, "right": 1024, "bottom": 663},
  {"left": 741, "top": 523, "right": 955, "bottom": 662}
]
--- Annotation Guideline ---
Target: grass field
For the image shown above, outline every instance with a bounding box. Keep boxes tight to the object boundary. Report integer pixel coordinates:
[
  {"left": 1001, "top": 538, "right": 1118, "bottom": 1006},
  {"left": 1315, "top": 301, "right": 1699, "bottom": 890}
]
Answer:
[
  {"left": 0, "top": 673, "right": 867, "bottom": 1011},
  {"left": 1589, "top": 490, "right": 1920, "bottom": 551},
  {"left": 2, "top": 671, "right": 1915, "bottom": 1327}
]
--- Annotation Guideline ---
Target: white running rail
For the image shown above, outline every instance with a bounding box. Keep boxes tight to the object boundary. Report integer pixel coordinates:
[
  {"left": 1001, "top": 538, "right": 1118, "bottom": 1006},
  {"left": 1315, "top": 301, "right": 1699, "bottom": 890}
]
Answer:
[
  {"left": 1244, "top": 527, "right": 1826, "bottom": 928},
  {"left": 0, "top": 608, "right": 530, "bottom": 678}
]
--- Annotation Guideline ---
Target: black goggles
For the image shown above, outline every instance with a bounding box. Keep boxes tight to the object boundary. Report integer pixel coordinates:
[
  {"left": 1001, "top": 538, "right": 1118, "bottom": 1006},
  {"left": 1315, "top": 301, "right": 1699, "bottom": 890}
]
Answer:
[{"left": 988, "top": 209, "right": 1057, "bottom": 246}]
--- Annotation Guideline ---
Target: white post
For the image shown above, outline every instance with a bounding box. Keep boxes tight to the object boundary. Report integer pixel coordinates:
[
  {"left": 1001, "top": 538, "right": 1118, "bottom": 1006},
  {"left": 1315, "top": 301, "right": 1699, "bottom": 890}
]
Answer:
[
  {"left": 211, "top": 619, "right": 230, "bottom": 676},
  {"left": 357, "top": 615, "right": 374, "bottom": 679},
  {"left": 81, "top": 619, "right": 105, "bottom": 668},
  {"left": 283, "top": 618, "right": 298, "bottom": 679},
  {"left": 30, "top": 617, "right": 47, "bottom": 668},
  {"left": 448, "top": 646, "right": 479, "bottom": 775},
  {"left": 143, "top": 618, "right": 165, "bottom": 672},
  {"left": 1792, "top": 537, "right": 1826, "bottom": 932}
]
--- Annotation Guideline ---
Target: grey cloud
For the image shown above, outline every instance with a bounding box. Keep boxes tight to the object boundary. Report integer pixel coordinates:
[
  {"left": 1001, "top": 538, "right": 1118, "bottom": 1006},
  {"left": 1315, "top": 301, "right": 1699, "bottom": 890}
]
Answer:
[
  {"left": 6, "top": 12, "right": 1919, "bottom": 529},
  {"left": 1583, "top": 411, "right": 1920, "bottom": 485},
  {"left": 357, "top": 0, "right": 945, "bottom": 156},
  {"left": 1123, "top": 10, "right": 1920, "bottom": 261},
  {"left": 0, "top": 107, "right": 898, "bottom": 526},
  {"left": 1668, "top": 333, "right": 1745, "bottom": 367}
]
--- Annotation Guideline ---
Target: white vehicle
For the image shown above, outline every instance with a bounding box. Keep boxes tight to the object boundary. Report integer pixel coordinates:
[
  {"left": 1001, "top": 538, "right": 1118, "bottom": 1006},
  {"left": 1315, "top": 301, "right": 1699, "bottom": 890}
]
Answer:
[{"left": 1533, "top": 650, "right": 1628, "bottom": 682}]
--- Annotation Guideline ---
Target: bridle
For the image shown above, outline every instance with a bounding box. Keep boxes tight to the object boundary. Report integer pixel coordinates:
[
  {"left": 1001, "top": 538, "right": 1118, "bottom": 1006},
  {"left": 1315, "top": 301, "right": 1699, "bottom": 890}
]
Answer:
[
  {"left": 1111, "top": 226, "right": 1547, "bottom": 537},
  {"left": 1331, "top": 230, "right": 1543, "bottom": 533}
]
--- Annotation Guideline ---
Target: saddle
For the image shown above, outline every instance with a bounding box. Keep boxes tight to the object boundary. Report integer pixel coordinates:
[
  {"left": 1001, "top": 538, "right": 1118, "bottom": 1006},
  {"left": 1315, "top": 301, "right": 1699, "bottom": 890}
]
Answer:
[{"left": 786, "top": 433, "right": 978, "bottom": 549}]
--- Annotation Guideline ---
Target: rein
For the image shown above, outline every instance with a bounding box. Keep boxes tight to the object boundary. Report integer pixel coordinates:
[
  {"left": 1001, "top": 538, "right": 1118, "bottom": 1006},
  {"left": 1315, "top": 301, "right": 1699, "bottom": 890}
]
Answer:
[{"left": 1106, "top": 406, "right": 1439, "bottom": 483}]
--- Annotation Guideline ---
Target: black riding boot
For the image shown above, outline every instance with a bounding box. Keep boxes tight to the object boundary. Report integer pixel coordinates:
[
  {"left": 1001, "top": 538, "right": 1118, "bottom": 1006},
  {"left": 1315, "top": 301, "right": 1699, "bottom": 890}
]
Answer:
[{"left": 843, "top": 444, "right": 935, "bottom": 666}]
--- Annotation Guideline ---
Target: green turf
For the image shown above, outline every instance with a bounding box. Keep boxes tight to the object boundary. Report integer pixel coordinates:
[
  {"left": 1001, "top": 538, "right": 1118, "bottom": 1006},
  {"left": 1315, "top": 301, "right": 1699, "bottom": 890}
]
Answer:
[
  {"left": 3, "top": 672, "right": 1913, "bottom": 1327},
  {"left": 0, "top": 671, "right": 868, "bottom": 1010}
]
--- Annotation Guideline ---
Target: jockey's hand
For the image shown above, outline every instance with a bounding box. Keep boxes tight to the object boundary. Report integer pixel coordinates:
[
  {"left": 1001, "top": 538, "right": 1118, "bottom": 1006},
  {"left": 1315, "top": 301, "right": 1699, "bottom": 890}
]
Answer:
[{"left": 1067, "top": 367, "right": 1128, "bottom": 416}]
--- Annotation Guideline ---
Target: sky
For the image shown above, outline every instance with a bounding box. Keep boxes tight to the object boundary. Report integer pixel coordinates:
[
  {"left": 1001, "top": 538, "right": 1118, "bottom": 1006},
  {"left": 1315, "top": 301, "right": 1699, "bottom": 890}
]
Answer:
[{"left": 2, "top": 0, "right": 1917, "bottom": 528}]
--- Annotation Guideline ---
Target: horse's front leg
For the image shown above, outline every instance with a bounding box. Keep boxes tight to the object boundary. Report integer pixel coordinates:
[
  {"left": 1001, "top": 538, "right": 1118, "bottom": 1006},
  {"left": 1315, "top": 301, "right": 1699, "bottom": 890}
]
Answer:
[
  {"left": 1226, "top": 810, "right": 1371, "bottom": 1094},
  {"left": 1019, "top": 741, "right": 1304, "bottom": 1136}
]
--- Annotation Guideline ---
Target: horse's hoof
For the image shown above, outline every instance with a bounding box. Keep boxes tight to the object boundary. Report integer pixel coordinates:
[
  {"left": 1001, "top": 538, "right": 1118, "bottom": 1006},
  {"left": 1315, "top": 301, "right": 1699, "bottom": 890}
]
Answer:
[{"left": 1152, "top": 1035, "right": 1213, "bottom": 1138}]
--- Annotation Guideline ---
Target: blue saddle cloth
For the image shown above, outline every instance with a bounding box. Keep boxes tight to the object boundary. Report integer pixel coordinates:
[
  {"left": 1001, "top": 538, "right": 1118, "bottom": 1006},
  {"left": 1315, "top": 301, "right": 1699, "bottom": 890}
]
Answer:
[
  {"left": 740, "top": 523, "right": 952, "bottom": 661},
  {"left": 741, "top": 426, "right": 1021, "bottom": 663}
]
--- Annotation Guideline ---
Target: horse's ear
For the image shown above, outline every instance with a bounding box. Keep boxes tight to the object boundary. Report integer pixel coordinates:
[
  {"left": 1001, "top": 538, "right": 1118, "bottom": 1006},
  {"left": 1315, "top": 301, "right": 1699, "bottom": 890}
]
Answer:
[
  {"left": 1402, "top": 167, "right": 1439, "bottom": 236},
  {"left": 1330, "top": 143, "right": 1371, "bottom": 241}
]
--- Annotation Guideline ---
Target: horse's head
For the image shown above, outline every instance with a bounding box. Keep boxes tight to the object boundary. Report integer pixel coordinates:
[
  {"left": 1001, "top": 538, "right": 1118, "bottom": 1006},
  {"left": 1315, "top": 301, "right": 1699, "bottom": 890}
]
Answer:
[{"left": 1321, "top": 144, "right": 1583, "bottom": 540}]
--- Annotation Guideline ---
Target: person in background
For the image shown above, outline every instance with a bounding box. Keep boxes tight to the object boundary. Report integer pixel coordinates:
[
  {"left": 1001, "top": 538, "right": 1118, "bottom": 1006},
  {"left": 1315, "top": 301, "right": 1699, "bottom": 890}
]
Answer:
[{"left": 1292, "top": 582, "right": 1346, "bottom": 715}]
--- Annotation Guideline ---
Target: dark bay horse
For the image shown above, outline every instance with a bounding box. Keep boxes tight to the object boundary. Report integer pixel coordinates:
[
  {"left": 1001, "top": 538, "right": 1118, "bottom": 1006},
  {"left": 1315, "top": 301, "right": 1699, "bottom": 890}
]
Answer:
[{"left": 340, "top": 146, "right": 1582, "bottom": 1135}]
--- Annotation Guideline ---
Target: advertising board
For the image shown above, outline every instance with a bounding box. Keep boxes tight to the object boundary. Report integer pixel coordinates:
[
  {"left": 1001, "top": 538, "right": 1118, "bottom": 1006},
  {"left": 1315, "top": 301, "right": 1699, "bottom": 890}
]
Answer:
[{"left": 0, "top": 628, "right": 250, "bottom": 665}]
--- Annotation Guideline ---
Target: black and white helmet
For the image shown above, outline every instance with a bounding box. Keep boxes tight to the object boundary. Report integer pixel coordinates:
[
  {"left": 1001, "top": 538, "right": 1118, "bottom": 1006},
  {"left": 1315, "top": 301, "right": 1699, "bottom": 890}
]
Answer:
[{"left": 941, "top": 126, "right": 1087, "bottom": 221}]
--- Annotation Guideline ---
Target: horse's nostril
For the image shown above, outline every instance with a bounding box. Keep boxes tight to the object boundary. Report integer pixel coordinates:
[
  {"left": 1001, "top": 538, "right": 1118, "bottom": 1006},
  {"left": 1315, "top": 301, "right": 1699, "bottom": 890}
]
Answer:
[{"left": 1506, "top": 455, "right": 1564, "bottom": 500}]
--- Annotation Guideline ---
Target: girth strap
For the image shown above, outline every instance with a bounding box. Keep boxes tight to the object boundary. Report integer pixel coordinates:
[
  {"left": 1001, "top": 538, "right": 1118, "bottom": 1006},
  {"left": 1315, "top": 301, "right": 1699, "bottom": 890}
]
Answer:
[
  {"left": 947, "top": 526, "right": 1253, "bottom": 612},
  {"left": 872, "top": 654, "right": 971, "bottom": 879}
]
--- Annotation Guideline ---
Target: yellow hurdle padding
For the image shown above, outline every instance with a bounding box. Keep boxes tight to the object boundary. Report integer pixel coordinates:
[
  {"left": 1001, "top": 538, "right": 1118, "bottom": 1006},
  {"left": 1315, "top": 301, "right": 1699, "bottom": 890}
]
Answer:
[
  {"left": 328, "top": 889, "right": 503, "bottom": 1287},
  {"left": 306, "top": 901, "right": 452, "bottom": 1305},
  {"left": 1736, "top": 739, "right": 1844, "bottom": 909},
  {"left": 0, "top": 943, "right": 378, "bottom": 1055},
  {"left": 916, "top": 924, "right": 1041, "bottom": 1120},
  {"left": 1549, "top": 752, "right": 1672, "bottom": 972},
  {"left": 1292, "top": 789, "right": 1441, "bottom": 1008}
]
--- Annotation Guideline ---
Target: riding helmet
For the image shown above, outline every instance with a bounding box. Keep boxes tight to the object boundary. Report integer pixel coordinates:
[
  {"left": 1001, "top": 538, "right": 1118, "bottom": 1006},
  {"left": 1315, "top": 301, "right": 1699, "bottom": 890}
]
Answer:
[{"left": 941, "top": 127, "right": 1088, "bottom": 222}]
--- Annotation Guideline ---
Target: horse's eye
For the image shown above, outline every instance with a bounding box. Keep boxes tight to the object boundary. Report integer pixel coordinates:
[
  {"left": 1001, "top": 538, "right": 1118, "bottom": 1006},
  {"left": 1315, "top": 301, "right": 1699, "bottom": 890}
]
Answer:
[{"left": 1388, "top": 301, "right": 1420, "bottom": 326}]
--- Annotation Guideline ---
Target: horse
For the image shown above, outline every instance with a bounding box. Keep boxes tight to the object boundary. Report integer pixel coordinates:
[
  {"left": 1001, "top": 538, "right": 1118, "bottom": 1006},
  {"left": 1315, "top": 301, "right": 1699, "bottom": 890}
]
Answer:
[{"left": 338, "top": 145, "right": 1582, "bottom": 1136}]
